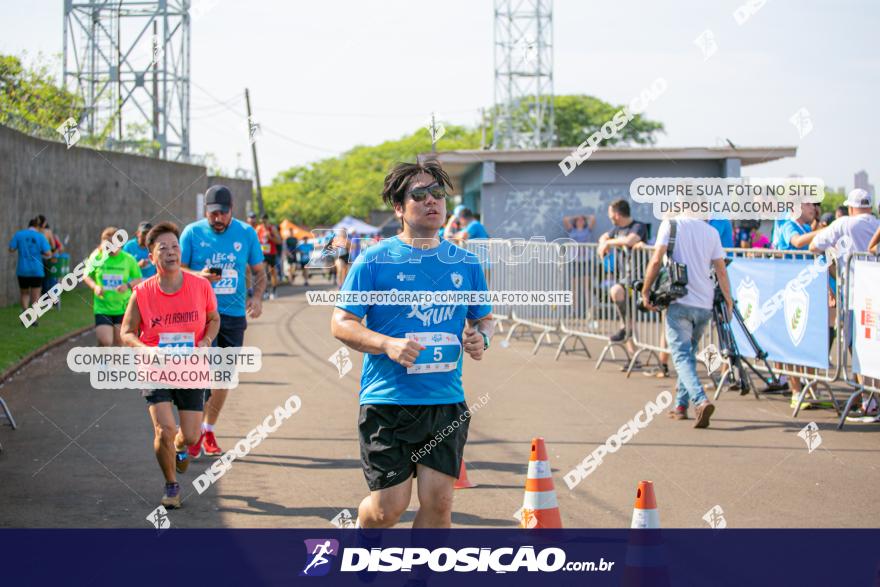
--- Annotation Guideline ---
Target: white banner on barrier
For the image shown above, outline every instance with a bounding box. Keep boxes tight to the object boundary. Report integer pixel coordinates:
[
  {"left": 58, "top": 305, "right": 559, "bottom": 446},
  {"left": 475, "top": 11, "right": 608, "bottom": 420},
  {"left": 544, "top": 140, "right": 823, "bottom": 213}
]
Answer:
[{"left": 852, "top": 260, "right": 880, "bottom": 380}]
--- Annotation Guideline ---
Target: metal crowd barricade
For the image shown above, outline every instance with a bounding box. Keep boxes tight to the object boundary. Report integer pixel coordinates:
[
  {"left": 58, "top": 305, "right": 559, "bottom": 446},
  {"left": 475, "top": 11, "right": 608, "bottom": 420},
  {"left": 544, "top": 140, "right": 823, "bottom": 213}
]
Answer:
[
  {"left": 708, "top": 248, "right": 842, "bottom": 415},
  {"left": 557, "top": 243, "right": 634, "bottom": 367},
  {"left": 627, "top": 245, "right": 667, "bottom": 375},
  {"left": 837, "top": 252, "right": 880, "bottom": 429},
  {"left": 465, "top": 239, "right": 512, "bottom": 331},
  {"left": 464, "top": 239, "right": 564, "bottom": 353},
  {"left": 503, "top": 240, "right": 566, "bottom": 354}
]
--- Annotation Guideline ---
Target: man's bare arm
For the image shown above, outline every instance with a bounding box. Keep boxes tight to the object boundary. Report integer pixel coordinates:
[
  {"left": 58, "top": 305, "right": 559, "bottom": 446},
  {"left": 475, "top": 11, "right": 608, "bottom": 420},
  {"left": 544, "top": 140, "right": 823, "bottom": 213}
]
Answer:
[{"left": 331, "top": 308, "right": 424, "bottom": 368}]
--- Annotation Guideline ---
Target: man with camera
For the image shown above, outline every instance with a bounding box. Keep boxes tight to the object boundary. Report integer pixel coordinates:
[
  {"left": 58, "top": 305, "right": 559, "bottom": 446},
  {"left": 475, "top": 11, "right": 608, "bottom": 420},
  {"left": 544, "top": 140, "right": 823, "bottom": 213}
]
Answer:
[{"left": 640, "top": 217, "right": 733, "bottom": 428}]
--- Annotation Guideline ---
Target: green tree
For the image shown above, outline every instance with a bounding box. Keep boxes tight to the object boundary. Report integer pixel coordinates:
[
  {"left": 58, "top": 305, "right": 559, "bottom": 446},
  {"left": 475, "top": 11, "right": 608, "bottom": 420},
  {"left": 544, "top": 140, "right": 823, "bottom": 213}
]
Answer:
[
  {"left": 264, "top": 124, "right": 482, "bottom": 227},
  {"left": 264, "top": 94, "right": 665, "bottom": 226},
  {"left": 0, "top": 53, "right": 153, "bottom": 152},
  {"left": 551, "top": 94, "right": 664, "bottom": 147},
  {"left": 820, "top": 189, "right": 846, "bottom": 215},
  {"left": 0, "top": 53, "right": 84, "bottom": 140}
]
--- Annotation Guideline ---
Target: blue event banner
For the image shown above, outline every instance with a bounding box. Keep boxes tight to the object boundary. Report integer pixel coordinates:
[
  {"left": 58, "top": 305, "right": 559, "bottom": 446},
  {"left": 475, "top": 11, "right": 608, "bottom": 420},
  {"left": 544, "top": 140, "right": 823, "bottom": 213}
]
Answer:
[
  {"left": 1, "top": 529, "right": 879, "bottom": 585},
  {"left": 727, "top": 257, "right": 829, "bottom": 369}
]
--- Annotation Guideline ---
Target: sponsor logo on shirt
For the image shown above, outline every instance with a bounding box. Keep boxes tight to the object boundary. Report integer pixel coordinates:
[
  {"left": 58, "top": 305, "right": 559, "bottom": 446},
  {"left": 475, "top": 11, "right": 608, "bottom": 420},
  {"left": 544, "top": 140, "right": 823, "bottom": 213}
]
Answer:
[
  {"left": 406, "top": 304, "right": 455, "bottom": 327},
  {"left": 451, "top": 272, "right": 463, "bottom": 289},
  {"left": 234, "top": 242, "right": 242, "bottom": 252},
  {"left": 396, "top": 272, "right": 415, "bottom": 282}
]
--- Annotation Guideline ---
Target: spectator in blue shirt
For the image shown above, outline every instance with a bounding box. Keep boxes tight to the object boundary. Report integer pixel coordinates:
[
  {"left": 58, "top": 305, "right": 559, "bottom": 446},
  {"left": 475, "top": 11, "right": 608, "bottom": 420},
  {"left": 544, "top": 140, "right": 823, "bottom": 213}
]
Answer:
[
  {"left": 9, "top": 218, "right": 52, "bottom": 319},
  {"left": 448, "top": 208, "right": 489, "bottom": 244},
  {"left": 122, "top": 221, "right": 156, "bottom": 278},
  {"left": 708, "top": 219, "right": 734, "bottom": 248}
]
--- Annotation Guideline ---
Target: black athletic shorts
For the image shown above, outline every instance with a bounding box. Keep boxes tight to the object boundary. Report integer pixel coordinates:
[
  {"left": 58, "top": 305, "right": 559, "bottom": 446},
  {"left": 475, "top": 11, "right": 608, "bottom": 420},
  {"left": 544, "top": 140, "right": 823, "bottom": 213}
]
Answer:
[
  {"left": 359, "top": 402, "right": 470, "bottom": 491},
  {"left": 143, "top": 389, "right": 206, "bottom": 411},
  {"left": 264, "top": 253, "right": 277, "bottom": 267},
  {"left": 95, "top": 313, "right": 124, "bottom": 326},
  {"left": 205, "top": 314, "right": 247, "bottom": 401},
  {"left": 215, "top": 314, "right": 247, "bottom": 348},
  {"left": 17, "top": 275, "right": 43, "bottom": 289}
]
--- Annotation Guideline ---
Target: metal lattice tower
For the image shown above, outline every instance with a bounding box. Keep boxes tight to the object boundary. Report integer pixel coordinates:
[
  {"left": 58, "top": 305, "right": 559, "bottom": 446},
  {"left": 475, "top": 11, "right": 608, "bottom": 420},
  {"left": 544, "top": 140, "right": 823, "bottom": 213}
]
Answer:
[
  {"left": 63, "top": 0, "right": 190, "bottom": 160},
  {"left": 492, "top": 0, "right": 554, "bottom": 150}
]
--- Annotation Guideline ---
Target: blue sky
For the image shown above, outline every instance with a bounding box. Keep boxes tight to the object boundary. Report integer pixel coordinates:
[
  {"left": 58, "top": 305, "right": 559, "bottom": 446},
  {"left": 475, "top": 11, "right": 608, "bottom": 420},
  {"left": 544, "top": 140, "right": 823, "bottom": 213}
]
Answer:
[{"left": 1, "top": 0, "right": 877, "bottom": 191}]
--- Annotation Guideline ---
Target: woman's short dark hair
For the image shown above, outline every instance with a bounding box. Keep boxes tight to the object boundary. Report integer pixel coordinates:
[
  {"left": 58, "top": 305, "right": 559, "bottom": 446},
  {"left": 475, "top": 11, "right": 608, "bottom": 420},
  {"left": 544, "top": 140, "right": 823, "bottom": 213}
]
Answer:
[
  {"left": 609, "top": 199, "right": 631, "bottom": 217},
  {"left": 382, "top": 160, "right": 452, "bottom": 208},
  {"left": 145, "top": 221, "right": 180, "bottom": 251}
]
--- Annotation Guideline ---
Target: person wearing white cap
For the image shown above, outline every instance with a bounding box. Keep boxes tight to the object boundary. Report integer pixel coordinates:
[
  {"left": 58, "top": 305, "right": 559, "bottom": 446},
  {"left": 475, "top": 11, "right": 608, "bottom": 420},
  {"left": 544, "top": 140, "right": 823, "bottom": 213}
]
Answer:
[{"left": 809, "top": 188, "right": 879, "bottom": 260}]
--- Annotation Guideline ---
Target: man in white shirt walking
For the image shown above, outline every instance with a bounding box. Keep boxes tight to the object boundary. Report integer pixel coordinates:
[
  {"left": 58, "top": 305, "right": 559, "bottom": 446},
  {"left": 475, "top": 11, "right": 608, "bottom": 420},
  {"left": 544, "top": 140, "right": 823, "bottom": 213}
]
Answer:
[{"left": 640, "top": 218, "right": 733, "bottom": 429}]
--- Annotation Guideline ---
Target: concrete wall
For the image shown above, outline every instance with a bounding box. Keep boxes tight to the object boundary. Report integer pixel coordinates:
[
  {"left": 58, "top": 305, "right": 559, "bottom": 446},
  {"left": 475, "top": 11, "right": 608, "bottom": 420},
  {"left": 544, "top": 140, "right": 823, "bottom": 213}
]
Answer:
[
  {"left": 482, "top": 159, "right": 727, "bottom": 241},
  {"left": 1, "top": 125, "right": 252, "bottom": 307}
]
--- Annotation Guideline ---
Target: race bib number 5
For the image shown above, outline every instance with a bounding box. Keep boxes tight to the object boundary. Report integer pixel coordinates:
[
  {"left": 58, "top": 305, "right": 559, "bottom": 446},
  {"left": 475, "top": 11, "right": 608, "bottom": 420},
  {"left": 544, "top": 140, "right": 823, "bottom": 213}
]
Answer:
[{"left": 405, "top": 332, "right": 461, "bottom": 375}]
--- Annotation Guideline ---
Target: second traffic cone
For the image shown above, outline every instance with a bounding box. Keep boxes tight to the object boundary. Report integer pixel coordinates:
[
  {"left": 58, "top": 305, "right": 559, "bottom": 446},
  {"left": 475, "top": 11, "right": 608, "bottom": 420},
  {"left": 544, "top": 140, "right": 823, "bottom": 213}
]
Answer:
[
  {"left": 519, "top": 437, "right": 563, "bottom": 528},
  {"left": 454, "top": 460, "right": 476, "bottom": 489},
  {"left": 624, "top": 481, "right": 670, "bottom": 586},
  {"left": 630, "top": 480, "right": 660, "bottom": 528}
]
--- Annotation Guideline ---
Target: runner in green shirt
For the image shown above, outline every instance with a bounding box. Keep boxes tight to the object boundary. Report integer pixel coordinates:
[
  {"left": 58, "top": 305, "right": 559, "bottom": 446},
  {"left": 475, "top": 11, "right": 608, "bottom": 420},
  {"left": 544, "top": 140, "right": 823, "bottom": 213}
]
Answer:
[{"left": 82, "top": 226, "right": 143, "bottom": 346}]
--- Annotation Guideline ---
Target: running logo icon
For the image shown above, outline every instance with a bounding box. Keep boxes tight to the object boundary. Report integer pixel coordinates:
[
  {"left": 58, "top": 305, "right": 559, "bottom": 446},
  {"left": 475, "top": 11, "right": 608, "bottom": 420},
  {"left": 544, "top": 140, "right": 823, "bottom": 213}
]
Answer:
[
  {"left": 328, "top": 347, "right": 352, "bottom": 378},
  {"left": 702, "top": 505, "right": 727, "bottom": 529},
  {"left": 451, "top": 272, "right": 463, "bottom": 289},
  {"left": 300, "top": 539, "right": 339, "bottom": 576},
  {"left": 146, "top": 505, "right": 171, "bottom": 530}
]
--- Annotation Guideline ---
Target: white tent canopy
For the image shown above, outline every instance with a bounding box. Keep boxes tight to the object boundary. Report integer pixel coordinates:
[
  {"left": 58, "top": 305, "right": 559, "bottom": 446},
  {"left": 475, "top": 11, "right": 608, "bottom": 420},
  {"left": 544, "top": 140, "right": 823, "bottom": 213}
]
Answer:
[{"left": 332, "top": 216, "right": 380, "bottom": 235}]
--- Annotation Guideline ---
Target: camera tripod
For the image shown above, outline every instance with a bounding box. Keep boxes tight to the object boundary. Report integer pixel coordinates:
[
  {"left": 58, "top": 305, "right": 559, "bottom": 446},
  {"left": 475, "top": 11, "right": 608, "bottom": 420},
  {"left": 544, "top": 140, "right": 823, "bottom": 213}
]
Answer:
[{"left": 710, "top": 284, "right": 785, "bottom": 400}]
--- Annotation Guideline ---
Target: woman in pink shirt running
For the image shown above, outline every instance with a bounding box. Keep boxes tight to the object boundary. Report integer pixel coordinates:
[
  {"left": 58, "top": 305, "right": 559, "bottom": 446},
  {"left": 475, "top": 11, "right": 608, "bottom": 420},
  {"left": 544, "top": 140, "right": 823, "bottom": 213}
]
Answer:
[{"left": 121, "top": 221, "right": 220, "bottom": 509}]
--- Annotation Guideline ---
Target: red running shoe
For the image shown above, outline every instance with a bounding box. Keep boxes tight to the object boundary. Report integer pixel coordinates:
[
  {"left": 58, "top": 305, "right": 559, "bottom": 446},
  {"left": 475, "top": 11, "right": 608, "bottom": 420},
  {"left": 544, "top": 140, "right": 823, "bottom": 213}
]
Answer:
[
  {"left": 203, "top": 430, "right": 222, "bottom": 456},
  {"left": 187, "top": 431, "right": 205, "bottom": 459}
]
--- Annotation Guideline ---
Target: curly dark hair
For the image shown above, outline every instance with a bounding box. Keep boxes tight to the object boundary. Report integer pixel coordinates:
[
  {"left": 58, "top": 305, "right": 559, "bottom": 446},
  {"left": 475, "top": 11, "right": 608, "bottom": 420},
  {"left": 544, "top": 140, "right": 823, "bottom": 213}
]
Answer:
[{"left": 382, "top": 159, "right": 452, "bottom": 209}]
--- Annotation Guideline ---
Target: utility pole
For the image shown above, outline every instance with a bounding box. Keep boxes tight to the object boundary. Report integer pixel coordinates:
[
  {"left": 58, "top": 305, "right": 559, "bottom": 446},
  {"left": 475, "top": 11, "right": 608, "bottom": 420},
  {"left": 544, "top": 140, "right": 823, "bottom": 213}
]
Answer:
[
  {"left": 245, "top": 88, "right": 265, "bottom": 217},
  {"left": 480, "top": 107, "right": 486, "bottom": 149},
  {"left": 152, "top": 20, "right": 159, "bottom": 157},
  {"left": 430, "top": 112, "right": 438, "bottom": 153}
]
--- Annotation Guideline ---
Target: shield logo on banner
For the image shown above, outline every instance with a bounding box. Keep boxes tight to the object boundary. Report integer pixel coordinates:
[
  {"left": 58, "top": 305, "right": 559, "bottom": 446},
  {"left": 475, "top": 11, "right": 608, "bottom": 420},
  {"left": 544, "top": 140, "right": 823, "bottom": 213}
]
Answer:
[
  {"left": 784, "top": 285, "right": 809, "bottom": 347},
  {"left": 736, "top": 277, "right": 761, "bottom": 332}
]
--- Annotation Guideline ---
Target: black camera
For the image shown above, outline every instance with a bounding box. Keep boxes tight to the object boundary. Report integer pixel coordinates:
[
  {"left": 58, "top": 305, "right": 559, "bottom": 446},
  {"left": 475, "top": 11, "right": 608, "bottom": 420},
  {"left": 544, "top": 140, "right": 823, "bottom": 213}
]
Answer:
[{"left": 634, "top": 261, "right": 688, "bottom": 311}]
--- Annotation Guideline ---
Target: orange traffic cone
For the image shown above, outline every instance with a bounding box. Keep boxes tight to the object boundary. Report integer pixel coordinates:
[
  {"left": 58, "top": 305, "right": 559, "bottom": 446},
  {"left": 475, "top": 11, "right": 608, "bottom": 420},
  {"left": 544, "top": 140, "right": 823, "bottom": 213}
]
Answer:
[
  {"left": 630, "top": 480, "right": 660, "bottom": 528},
  {"left": 519, "top": 437, "right": 562, "bottom": 528},
  {"left": 623, "top": 481, "right": 670, "bottom": 586},
  {"left": 454, "top": 460, "right": 476, "bottom": 489}
]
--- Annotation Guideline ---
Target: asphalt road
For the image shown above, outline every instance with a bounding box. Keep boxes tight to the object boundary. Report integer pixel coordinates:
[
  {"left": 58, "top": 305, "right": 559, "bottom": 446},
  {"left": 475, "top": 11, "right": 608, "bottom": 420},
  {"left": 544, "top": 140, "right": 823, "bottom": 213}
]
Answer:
[{"left": 1, "top": 283, "right": 878, "bottom": 529}]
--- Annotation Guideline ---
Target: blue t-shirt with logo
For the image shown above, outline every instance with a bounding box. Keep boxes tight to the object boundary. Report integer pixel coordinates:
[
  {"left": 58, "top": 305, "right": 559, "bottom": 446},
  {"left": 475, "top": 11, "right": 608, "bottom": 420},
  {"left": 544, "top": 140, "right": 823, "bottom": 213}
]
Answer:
[
  {"left": 337, "top": 237, "right": 492, "bottom": 406},
  {"left": 463, "top": 220, "right": 489, "bottom": 240},
  {"left": 180, "top": 218, "right": 263, "bottom": 317},
  {"left": 122, "top": 239, "right": 156, "bottom": 278},
  {"left": 772, "top": 220, "right": 811, "bottom": 251},
  {"left": 9, "top": 229, "right": 50, "bottom": 277}
]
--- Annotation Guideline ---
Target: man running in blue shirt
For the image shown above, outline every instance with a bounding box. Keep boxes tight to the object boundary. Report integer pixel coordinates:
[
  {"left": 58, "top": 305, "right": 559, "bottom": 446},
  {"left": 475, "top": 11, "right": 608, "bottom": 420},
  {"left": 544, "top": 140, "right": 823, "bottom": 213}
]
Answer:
[
  {"left": 9, "top": 218, "right": 52, "bottom": 323},
  {"left": 180, "top": 185, "right": 265, "bottom": 458},
  {"left": 331, "top": 160, "right": 494, "bottom": 529},
  {"left": 123, "top": 221, "right": 157, "bottom": 279}
]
